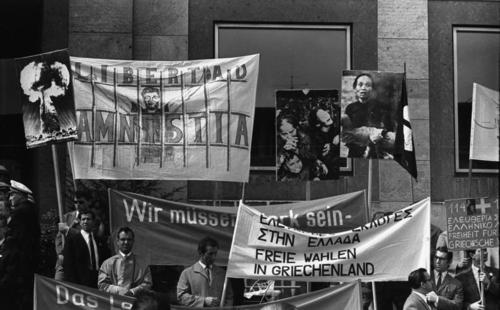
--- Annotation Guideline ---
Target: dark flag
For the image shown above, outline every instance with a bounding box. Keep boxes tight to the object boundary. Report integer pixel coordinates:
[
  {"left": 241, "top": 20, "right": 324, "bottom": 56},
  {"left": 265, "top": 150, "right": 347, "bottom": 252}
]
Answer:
[{"left": 394, "top": 77, "right": 418, "bottom": 179}]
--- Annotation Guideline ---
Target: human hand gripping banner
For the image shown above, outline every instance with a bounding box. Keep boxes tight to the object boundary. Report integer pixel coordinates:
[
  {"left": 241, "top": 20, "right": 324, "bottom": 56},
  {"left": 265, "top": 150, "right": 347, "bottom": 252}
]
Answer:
[
  {"left": 108, "top": 189, "right": 367, "bottom": 265},
  {"left": 34, "top": 275, "right": 134, "bottom": 310},
  {"left": 226, "top": 198, "right": 430, "bottom": 282},
  {"left": 68, "top": 55, "right": 259, "bottom": 181}
]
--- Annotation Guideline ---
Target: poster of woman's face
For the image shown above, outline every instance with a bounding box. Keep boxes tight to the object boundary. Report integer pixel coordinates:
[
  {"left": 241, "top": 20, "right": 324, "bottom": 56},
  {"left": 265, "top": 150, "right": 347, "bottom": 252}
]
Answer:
[
  {"left": 275, "top": 89, "right": 341, "bottom": 182},
  {"left": 340, "top": 70, "right": 404, "bottom": 159}
]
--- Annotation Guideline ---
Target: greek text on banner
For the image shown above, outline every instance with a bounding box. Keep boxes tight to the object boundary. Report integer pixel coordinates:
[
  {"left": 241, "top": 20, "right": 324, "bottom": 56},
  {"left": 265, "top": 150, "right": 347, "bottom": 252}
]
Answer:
[
  {"left": 226, "top": 198, "right": 431, "bottom": 282},
  {"left": 108, "top": 189, "right": 367, "bottom": 266}
]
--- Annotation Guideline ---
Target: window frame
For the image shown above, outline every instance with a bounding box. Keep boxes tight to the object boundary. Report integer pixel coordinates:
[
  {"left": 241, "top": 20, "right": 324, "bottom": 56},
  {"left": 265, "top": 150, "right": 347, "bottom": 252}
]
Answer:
[
  {"left": 453, "top": 26, "right": 499, "bottom": 174},
  {"left": 214, "top": 23, "right": 352, "bottom": 172}
]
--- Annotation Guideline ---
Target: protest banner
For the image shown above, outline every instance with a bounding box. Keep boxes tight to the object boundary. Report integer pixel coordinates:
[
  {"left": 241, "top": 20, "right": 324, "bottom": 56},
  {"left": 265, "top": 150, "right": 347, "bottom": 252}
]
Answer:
[
  {"left": 108, "top": 189, "right": 367, "bottom": 265},
  {"left": 275, "top": 89, "right": 341, "bottom": 181},
  {"left": 444, "top": 197, "right": 499, "bottom": 251},
  {"left": 68, "top": 54, "right": 259, "bottom": 181},
  {"left": 15, "top": 49, "right": 78, "bottom": 149},
  {"left": 469, "top": 83, "right": 499, "bottom": 162},
  {"left": 172, "top": 281, "right": 362, "bottom": 310},
  {"left": 226, "top": 198, "right": 430, "bottom": 282},
  {"left": 34, "top": 274, "right": 134, "bottom": 310}
]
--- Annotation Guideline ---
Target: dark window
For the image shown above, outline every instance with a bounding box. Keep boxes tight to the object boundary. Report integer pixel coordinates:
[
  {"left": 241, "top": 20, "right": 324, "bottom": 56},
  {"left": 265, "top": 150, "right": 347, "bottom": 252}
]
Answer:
[{"left": 215, "top": 24, "right": 351, "bottom": 170}]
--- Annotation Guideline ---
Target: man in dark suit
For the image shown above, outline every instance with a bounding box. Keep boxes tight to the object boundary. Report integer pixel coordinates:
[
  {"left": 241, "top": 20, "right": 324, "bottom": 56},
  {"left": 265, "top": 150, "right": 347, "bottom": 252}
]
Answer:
[
  {"left": 403, "top": 268, "right": 434, "bottom": 310},
  {"left": 456, "top": 249, "right": 499, "bottom": 310},
  {"left": 63, "top": 209, "right": 108, "bottom": 288},
  {"left": 426, "top": 247, "right": 463, "bottom": 310}
]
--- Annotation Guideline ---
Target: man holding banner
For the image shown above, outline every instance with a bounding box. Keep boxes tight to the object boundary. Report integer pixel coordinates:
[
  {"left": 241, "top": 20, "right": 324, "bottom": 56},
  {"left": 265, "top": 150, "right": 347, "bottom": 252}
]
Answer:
[
  {"left": 456, "top": 249, "right": 499, "bottom": 310},
  {"left": 177, "top": 237, "right": 233, "bottom": 307}
]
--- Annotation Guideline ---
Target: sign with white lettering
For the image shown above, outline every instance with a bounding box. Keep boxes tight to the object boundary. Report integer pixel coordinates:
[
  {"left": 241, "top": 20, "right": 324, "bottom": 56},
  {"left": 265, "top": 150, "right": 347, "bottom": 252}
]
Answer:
[
  {"left": 108, "top": 189, "right": 367, "bottom": 265},
  {"left": 34, "top": 274, "right": 134, "bottom": 310},
  {"left": 68, "top": 54, "right": 259, "bottom": 181},
  {"left": 445, "top": 198, "right": 499, "bottom": 250},
  {"left": 226, "top": 198, "right": 430, "bottom": 282}
]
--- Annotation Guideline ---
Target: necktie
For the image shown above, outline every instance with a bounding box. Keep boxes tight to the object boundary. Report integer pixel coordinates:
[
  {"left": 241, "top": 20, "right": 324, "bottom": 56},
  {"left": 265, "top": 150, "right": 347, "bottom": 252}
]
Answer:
[
  {"left": 436, "top": 272, "right": 442, "bottom": 290},
  {"left": 89, "top": 233, "right": 97, "bottom": 270},
  {"left": 206, "top": 267, "right": 212, "bottom": 286}
]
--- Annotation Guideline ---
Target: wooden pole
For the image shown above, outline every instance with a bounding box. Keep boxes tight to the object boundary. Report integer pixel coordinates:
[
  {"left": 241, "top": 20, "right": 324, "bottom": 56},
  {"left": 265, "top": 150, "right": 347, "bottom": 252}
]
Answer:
[
  {"left": 367, "top": 158, "right": 378, "bottom": 310},
  {"left": 51, "top": 144, "right": 64, "bottom": 222}
]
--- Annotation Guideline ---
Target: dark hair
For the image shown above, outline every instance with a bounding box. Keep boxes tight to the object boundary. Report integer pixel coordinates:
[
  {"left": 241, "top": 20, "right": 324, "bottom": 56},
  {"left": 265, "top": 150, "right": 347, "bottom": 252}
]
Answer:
[
  {"left": 141, "top": 87, "right": 160, "bottom": 98},
  {"left": 277, "top": 114, "right": 299, "bottom": 131},
  {"left": 132, "top": 290, "right": 160, "bottom": 310},
  {"left": 352, "top": 73, "right": 374, "bottom": 89},
  {"left": 408, "top": 268, "right": 428, "bottom": 289},
  {"left": 436, "top": 246, "right": 453, "bottom": 262},
  {"left": 198, "top": 237, "right": 219, "bottom": 255},
  {"left": 78, "top": 209, "right": 95, "bottom": 220},
  {"left": 117, "top": 226, "right": 135, "bottom": 239}
]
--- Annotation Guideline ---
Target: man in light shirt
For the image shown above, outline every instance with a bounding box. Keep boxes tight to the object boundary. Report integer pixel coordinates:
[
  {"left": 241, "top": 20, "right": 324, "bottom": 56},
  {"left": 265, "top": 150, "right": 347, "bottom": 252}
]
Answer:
[
  {"left": 177, "top": 237, "right": 233, "bottom": 307},
  {"left": 403, "top": 268, "right": 435, "bottom": 310},
  {"left": 98, "top": 227, "right": 152, "bottom": 296},
  {"left": 426, "top": 246, "right": 463, "bottom": 309}
]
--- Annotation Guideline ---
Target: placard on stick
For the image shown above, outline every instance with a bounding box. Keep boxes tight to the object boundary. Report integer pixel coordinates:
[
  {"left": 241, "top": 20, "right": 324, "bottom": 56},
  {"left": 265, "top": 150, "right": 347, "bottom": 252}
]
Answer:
[{"left": 445, "top": 198, "right": 499, "bottom": 251}]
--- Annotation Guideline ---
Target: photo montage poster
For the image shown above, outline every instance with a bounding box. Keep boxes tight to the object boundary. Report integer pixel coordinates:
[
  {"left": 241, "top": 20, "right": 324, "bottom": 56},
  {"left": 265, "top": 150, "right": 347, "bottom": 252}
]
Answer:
[
  {"left": 16, "top": 49, "right": 77, "bottom": 149},
  {"left": 340, "top": 70, "right": 405, "bottom": 160},
  {"left": 275, "top": 89, "right": 341, "bottom": 182}
]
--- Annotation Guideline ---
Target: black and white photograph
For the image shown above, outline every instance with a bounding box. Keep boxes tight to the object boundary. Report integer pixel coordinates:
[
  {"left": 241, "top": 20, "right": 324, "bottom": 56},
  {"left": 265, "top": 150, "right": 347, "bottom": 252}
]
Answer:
[
  {"left": 340, "top": 70, "right": 404, "bottom": 159},
  {"left": 1, "top": 1, "right": 499, "bottom": 310},
  {"left": 15, "top": 49, "right": 77, "bottom": 149},
  {"left": 276, "top": 89, "right": 340, "bottom": 181}
]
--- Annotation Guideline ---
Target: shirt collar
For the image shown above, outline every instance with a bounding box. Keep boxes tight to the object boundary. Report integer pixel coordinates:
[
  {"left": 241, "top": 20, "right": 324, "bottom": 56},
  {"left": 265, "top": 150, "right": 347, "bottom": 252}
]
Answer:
[
  {"left": 434, "top": 269, "right": 447, "bottom": 279},
  {"left": 199, "top": 261, "right": 211, "bottom": 270},
  {"left": 0, "top": 238, "right": 4, "bottom": 247},
  {"left": 80, "top": 229, "right": 92, "bottom": 239},
  {"left": 119, "top": 251, "right": 132, "bottom": 258}
]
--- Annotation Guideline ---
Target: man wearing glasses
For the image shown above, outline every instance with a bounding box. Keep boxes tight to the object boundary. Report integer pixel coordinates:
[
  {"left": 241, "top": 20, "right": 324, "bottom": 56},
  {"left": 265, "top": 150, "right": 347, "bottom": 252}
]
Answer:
[
  {"left": 54, "top": 190, "right": 92, "bottom": 280},
  {"left": 426, "top": 246, "right": 464, "bottom": 310}
]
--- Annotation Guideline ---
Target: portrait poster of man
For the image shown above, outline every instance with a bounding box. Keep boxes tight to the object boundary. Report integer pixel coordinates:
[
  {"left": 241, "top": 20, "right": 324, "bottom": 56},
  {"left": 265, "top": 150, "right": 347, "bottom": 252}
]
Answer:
[
  {"left": 15, "top": 49, "right": 77, "bottom": 149},
  {"left": 340, "top": 70, "right": 404, "bottom": 159},
  {"left": 275, "top": 89, "right": 340, "bottom": 182}
]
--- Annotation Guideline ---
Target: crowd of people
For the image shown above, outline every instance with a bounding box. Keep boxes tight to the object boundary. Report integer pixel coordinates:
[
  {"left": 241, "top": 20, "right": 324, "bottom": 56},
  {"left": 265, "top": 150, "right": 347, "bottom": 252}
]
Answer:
[{"left": 1, "top": 163, "right": 499, "bottom": 310}]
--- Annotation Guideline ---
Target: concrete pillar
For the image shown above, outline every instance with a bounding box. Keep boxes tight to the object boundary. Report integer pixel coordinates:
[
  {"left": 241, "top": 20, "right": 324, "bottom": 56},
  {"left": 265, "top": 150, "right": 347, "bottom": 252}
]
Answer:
[{"left": 377, "top": 0, "right": 431, "bottom": 212}]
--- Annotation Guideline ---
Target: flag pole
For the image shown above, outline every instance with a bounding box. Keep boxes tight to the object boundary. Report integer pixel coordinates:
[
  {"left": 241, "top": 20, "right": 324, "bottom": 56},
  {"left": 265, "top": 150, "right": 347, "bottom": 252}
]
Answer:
[
  {"left": 367, "top": 158, "right": 378, "bottom": 310},
  {"left": 51, "top": 144, "right": 64, "bottom": 222}
]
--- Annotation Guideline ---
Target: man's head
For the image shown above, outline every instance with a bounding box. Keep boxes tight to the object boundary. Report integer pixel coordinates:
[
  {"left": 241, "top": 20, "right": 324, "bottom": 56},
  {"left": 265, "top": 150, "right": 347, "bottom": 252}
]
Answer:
[
  {"left": 74, "top": 191, "right": 92, "bottom": 212},
  {"left": 8, "top": 180, "right": 32, "bottom": 207},
  {"left": 198, "top": 237, "right": 219, "bottom": 267},
  {"left": 283, "top": 152, "right": 303, "bottom": 174},
  {"left": 470, "top": 248, "right": 488, "bottom": 267},
  {"left": 116, "top": 227, "right": 135, "bottom": 255},
  {"left": 278, "top": 115, "right": 298, "bottom": 141},
  {"left": 78, "top": 210, "right": 95, "bottom": 233},
  {"left": 352, "top": 73, "right": 374, "bottom": 103},
  {"left": 310, "top": 108, "right": 333, "bottom": 133},
  {"left": 141, "top": 87, "right": 161, "bottom": 113},
  {"left": 408, "top": 268, "right": 433, "bottom": 294},
  {"left": 434, "top": 246, "right": 453, "bottom": 272}
]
